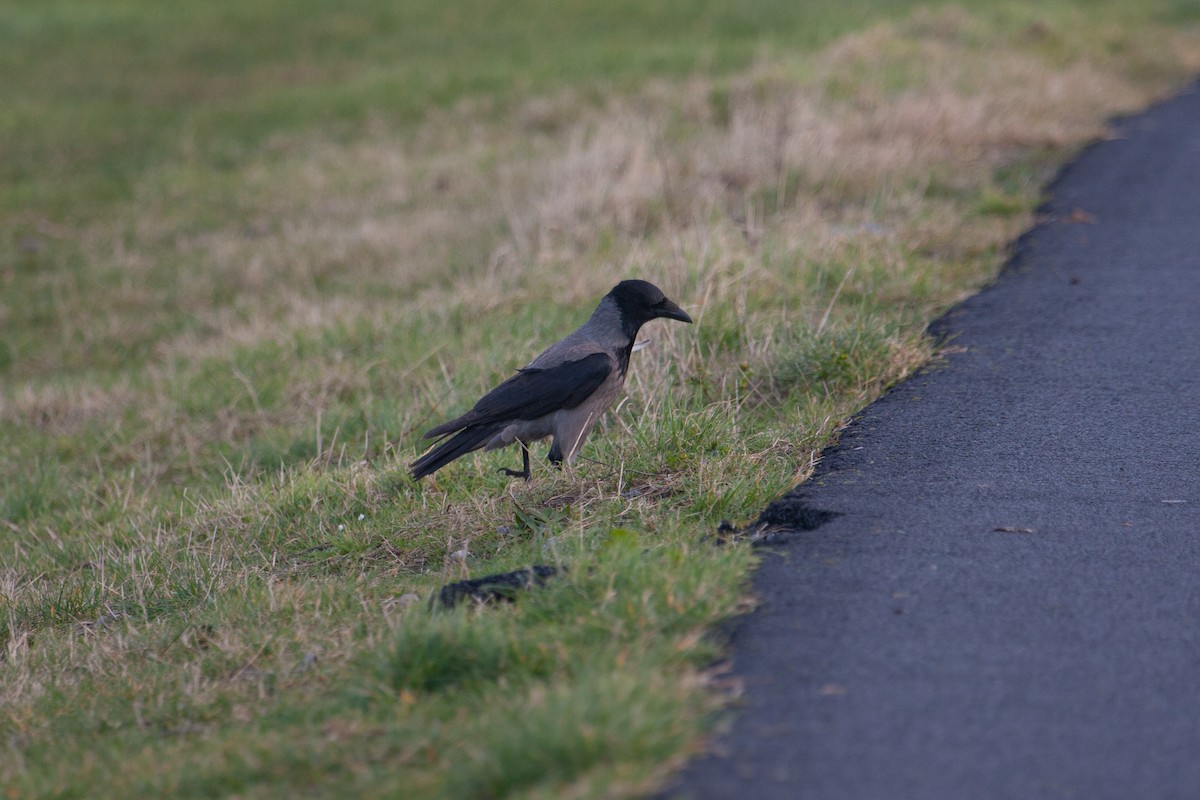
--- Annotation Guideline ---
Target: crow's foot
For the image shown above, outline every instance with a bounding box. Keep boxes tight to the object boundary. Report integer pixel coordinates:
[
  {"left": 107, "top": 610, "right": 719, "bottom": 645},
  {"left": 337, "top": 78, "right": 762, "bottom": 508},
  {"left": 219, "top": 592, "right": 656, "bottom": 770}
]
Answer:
[
  {"left": 498, "top": 466, "right": 531, "bottom": 481},
  {"left": 498, "top": 443, "right": 532, "bottom": 481}
]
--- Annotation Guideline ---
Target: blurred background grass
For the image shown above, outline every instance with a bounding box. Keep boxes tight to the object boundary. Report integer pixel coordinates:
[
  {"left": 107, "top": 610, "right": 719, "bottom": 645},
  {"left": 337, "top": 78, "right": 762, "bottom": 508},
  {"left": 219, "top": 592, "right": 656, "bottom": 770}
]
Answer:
[{"left": 2, "top": 0, "right": 930, "bottom": 217}]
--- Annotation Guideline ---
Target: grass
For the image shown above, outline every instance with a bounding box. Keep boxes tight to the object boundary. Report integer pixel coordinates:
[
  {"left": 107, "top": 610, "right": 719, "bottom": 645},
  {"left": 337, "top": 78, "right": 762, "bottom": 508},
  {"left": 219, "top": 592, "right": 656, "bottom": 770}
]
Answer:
[{"left": 2, "top": 1, "right": 1198, "bottom": 797}]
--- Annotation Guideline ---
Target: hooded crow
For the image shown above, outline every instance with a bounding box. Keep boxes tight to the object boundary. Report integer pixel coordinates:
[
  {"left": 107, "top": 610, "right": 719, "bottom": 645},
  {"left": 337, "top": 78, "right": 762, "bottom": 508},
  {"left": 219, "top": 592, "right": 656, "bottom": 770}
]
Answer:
[{"left": 410, "top": 279, "right": 693, "bottom": 481}]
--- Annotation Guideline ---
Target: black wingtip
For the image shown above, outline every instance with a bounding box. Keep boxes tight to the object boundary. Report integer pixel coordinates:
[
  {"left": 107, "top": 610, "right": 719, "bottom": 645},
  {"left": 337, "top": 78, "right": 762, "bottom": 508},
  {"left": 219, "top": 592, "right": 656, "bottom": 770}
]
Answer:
[{"left": 423, "top": 414, "right": 472, "bottom": 440}]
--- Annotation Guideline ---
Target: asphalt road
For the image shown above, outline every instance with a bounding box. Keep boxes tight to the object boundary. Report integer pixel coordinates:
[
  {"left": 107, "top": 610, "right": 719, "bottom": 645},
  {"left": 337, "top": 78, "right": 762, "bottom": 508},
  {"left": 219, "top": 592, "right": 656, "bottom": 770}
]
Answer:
[{"left": 669, "top": 82, "right": 1200, "bottom": 799}]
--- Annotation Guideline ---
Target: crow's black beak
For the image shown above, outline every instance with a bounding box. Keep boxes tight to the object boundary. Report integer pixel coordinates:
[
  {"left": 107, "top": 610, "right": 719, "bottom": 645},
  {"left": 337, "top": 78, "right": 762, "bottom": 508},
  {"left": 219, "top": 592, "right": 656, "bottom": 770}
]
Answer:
[{"left": 658, "top": 298, "right": 693, "bottom": 324}]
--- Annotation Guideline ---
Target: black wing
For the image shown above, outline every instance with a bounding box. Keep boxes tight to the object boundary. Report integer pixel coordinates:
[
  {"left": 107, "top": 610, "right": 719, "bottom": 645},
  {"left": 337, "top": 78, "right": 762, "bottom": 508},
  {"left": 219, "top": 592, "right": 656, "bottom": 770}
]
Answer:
[{"left": 424, "top": 352, "right": 611, "bottom": 438}]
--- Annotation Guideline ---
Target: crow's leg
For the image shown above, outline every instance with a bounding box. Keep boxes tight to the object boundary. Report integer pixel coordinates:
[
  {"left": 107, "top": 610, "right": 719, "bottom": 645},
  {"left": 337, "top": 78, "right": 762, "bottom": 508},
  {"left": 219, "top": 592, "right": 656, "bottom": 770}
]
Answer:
[
  {"left": 547, "top": 441, "right": 564, "bottom": 470},
  {"left": 498, "top": 442, "right": 531, "bottom": 481}
]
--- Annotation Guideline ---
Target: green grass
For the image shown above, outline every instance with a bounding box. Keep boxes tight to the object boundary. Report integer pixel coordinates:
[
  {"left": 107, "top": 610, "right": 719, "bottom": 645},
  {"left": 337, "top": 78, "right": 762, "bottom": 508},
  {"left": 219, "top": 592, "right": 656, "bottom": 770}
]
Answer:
[
  {"left": 2, "top": 1, "right": 1198, "bottom": 797},
  {"left": 2, "top": 0, "right": 986, "bottom": 220}
]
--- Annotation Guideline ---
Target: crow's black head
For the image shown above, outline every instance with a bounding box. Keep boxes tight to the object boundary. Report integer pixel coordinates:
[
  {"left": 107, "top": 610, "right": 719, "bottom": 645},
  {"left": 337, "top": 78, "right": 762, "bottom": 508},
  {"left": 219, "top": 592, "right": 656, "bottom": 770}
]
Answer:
[{"left": 608, "top": 279, "right": 693, "bottom": 336}]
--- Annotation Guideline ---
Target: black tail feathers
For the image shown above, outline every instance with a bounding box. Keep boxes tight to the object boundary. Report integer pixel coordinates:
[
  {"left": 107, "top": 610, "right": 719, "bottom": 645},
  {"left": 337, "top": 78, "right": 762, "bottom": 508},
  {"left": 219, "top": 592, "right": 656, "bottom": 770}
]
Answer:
[{"left": 410, "top": 424, "right": 500, "bottom": 480}]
